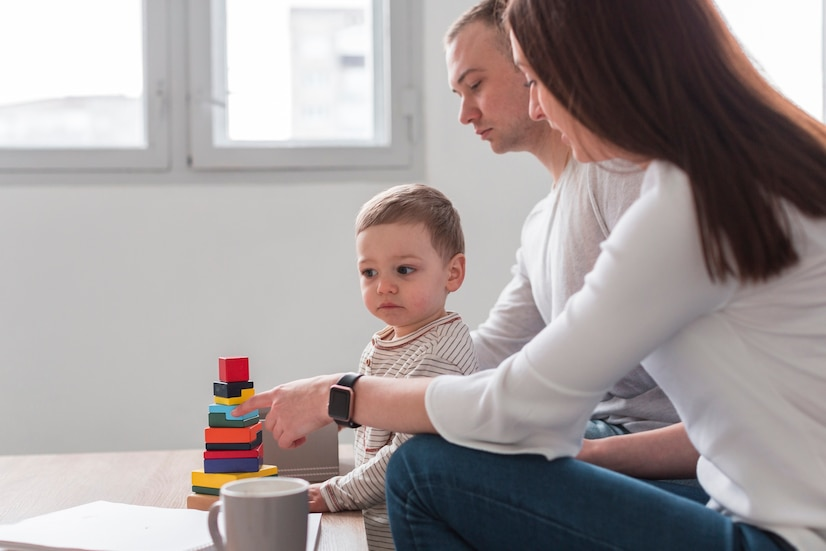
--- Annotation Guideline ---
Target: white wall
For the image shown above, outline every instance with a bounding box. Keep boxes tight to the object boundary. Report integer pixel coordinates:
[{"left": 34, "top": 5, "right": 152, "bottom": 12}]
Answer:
[{"left": 0, "top": 0, "right": 548, "bottom": 455}]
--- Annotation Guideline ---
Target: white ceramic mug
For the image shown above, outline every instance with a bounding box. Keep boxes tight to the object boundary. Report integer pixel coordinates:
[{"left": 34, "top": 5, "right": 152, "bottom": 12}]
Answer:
[{"left": 208, "top": 476, "right": 310, "bottom": 551}]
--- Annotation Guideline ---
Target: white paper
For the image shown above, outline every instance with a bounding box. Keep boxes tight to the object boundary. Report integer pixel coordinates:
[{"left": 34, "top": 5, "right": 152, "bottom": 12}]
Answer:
[
  {"left": 0, "top": 501, "right": 214, "bottom": 551},
  {"left": 0, "top": 501, "right": 322, "bottom": 551},
  {"left": 307, "top": 513, "right": 321, "bottom": 551}
]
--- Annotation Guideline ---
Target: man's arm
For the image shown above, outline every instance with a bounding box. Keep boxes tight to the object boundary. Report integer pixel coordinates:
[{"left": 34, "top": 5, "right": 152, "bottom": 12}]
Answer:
[
  {"left": 576, "top": 422, "right": 699, "bottom": 479},
  {"left": 472, "top": 265, "right": 546, "bottom": 370}
]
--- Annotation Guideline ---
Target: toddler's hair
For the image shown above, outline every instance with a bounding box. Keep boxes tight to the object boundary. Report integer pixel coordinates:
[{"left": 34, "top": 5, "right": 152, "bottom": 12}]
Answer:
[{"left": 355, "top": 184, "right": 465, "bottom": 263}]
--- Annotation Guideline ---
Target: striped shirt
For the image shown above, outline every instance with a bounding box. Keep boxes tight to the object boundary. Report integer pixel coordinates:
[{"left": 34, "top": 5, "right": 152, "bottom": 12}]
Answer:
[{"left": 319, "top": 312, "right": 478, "bottom": 550}]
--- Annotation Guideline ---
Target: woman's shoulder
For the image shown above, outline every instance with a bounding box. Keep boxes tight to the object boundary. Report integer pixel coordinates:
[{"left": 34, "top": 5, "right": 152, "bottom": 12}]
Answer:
[
  {"left": 642, "top": 160, "right": 690, "bottom": 189},
  {"left": 607, "top": 161, "right": 698, "bottom": 244}
]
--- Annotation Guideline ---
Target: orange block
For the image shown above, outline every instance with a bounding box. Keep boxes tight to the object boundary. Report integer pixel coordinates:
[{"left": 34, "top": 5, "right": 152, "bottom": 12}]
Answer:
[{"left": 204, "top": 422, "right": 262, "bottom": 444}]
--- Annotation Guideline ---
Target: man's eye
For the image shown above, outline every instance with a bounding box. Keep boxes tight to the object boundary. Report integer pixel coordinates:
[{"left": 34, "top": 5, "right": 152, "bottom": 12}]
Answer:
[
  {"left": 362, "top": 269, "right": 377, "bottom": 277},
  {"left": 469, "top": 80, "right": 481, "bottom": 91},
  {"left": 397, "top": 266, "right": 415, "bottom": 275}
]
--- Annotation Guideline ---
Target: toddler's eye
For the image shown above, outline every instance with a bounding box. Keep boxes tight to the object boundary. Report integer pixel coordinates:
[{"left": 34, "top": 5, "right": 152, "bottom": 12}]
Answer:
[
  {"left": 361, "top": 269, "right": 377, "bottom": 278},
  {"left": 397, "top": 266, "right": 415, "bottom": 275}
]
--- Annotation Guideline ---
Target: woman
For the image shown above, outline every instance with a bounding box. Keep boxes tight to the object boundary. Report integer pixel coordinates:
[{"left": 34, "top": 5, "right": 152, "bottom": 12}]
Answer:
[{"left": 235, "top": 1, "right": 826, "bottom": 548}]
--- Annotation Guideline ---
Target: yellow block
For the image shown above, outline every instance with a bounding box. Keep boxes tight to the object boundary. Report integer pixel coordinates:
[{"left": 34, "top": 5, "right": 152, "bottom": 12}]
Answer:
[
  {"left": 214, "top": 387, "right": 255, "bottom": 406},
  {"left": 191, "top": 464, "right": 278, "bottom": 489}
]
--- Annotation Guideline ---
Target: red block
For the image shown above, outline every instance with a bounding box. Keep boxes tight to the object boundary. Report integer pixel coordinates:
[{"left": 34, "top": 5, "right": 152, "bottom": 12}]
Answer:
[
  {"left": 219, "top": 357, "right": 249, "bottom": 382},
  {"left": 204, "top": 445, "right": 263, "bottom": 460}
]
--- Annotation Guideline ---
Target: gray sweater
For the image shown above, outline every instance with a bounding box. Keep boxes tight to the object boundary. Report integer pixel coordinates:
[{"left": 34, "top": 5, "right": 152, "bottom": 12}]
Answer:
[{"left": 472, "top": 158, "right": 679, "bottom": 432}]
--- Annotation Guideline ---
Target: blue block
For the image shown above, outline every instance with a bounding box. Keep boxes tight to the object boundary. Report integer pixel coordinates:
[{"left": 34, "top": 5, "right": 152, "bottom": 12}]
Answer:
[
  {"left": 209, "top": 403, "right": 259, "bottom": 421},
  {"left": 204, "top": 456, "right": 264, "bottom": 473}
]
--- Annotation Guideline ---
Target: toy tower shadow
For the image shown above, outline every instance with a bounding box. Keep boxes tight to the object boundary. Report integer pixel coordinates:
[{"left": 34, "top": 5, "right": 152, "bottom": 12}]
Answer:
[{"left": 187, "top": 356, "right": 278, "bottom": 510}]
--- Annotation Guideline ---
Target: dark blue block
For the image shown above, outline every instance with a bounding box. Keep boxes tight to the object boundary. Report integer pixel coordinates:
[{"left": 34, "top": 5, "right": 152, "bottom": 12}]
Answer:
[{"left": 204, "top": 456, "right": 264, "bottom": 473}]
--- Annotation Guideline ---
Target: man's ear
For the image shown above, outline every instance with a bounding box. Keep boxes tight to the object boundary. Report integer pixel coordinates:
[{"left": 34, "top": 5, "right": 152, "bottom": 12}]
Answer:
[{"left": 445, "top": 253, "right": 466, "bottom": 292}]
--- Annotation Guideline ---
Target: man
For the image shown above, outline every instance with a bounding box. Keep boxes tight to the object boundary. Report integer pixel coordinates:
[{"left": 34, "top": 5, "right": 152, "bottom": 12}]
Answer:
[{"left": 445, "top": 0, "right": 702, "bottom": 489}]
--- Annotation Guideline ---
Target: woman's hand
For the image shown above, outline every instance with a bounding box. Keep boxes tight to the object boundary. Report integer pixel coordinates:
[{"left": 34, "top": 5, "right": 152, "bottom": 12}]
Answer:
[{"left": 232, "top": 374, "right": 340, "bottom": 449}]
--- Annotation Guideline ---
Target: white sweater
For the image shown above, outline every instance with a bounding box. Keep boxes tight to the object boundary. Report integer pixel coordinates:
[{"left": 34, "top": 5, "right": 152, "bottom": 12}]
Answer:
[{"left": 428, "top": 161, "right": 826, "bottom": 549}]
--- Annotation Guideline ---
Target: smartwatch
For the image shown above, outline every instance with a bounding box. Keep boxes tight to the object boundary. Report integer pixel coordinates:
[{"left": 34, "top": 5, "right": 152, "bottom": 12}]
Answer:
[{"left": 328, "top": 373, "right": 363, "bottom": 428}]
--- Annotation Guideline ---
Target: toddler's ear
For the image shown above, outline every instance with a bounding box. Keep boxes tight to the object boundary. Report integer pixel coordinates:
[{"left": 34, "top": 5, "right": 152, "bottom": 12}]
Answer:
[{"left": 446, "top": 253, "right": 466, "bottom": 292}]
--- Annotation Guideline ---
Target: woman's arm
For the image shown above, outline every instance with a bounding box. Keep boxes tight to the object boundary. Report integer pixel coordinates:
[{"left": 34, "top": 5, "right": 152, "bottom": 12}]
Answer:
[
  {"left": 232, "top": 374, "right": 435, "bottom": 449},
  {"left": 576, "top": 422, "right": 699, "bottom": 479},
  {"left": 236, "top": 372, "right": 700, "bottom": 480},
  {"left": 425, "top": 164, "right": 733, "bottom": 457}
]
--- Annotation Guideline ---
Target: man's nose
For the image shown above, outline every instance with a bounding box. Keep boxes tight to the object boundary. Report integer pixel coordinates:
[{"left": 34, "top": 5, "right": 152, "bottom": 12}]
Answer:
[{"left": 459, "top": 97, "right": 480, "bottom": 126}]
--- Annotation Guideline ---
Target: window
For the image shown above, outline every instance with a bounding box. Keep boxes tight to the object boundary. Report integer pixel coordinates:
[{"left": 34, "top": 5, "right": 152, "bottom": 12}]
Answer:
[
  {"left": 0, "top": 0, "right": 168, "bottom": 170},
  {"left": 715, "top": 0, "right": 824, "bottom": 121},
  {"left": 188, "top": 0, "right": 420, "bottom": 171},
  {"left": 0, "top": 0, "right": 422, "bottom": 180}
]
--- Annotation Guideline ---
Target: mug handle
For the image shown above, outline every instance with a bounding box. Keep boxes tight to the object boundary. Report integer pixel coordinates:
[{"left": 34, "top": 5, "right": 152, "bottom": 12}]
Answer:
[{"left": 207, "top": 501, "right": 225, "bottom": 551}]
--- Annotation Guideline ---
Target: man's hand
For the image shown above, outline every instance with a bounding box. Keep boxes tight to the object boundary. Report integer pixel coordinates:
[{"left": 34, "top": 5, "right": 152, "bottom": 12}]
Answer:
[
  {"left": 231, "top": 374, "right": 341, "bottom": 449},
  {"left": 576, "top": 423, "right": 699, "bottom": 479}
]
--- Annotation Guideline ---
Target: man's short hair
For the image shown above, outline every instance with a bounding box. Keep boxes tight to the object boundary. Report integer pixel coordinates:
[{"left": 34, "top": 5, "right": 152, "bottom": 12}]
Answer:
[{"left": 444, "top": 0, "right": 510, "bottom": 54}]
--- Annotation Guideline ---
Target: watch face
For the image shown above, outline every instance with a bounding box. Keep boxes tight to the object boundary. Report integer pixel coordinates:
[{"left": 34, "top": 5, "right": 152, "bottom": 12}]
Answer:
[{"left": 328, "top": 386, "right": 352, "bottom": 420}]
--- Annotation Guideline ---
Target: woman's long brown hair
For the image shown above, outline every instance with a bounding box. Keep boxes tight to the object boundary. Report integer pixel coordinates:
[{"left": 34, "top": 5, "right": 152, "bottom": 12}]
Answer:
[{"left": 506, "top": 0, "right": 826, "bottom": 282}]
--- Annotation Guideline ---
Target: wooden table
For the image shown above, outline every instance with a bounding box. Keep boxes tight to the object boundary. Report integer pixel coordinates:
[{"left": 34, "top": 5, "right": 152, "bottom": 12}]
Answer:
[{"left": 0, "top": 449, "right": 366, "bottom": 550}]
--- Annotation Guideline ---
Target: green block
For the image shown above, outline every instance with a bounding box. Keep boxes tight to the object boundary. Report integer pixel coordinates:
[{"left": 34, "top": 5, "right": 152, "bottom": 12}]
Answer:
[
  {"left": 192, "top": 485, "right": 220, "bottom": 496},
  {"left": 209, "top": 412, "right": 260, "bottom": 428}
]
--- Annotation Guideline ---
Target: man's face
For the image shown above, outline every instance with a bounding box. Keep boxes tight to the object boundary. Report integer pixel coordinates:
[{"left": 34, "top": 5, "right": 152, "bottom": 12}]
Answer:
[{"left": 446, "top": 21, "right": 544, "bottom": 155}]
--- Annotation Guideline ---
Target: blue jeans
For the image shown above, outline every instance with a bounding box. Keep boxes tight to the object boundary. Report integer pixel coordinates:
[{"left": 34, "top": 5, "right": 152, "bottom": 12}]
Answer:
[
  {"left": 386, "top": 435, "right": 792, "bottom": 551},
  {"left": 584, "top": 419, "right": 630, "bottom": 439}
]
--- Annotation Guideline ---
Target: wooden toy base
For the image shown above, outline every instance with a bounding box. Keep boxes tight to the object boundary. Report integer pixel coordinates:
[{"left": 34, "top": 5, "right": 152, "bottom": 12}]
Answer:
[{"left": 186, "top": 492, "right": 219, "bottom": 511}]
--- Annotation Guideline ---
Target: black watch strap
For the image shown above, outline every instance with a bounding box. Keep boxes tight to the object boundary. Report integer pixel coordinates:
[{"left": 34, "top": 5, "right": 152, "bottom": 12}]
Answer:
[{"left": 337, "top": 372, "right": 363, "bottom": 389}]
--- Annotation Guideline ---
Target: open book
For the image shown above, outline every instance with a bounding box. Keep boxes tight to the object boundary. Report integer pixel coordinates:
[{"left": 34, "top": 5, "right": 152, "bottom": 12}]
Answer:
[{"left": 0, "top": 501, "right": 321, "bottom": 551}]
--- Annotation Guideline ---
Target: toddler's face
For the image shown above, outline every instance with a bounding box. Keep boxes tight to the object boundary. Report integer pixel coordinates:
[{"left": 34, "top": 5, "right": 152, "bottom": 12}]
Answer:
[{"left": 356, "top": 222, "right": 454, "bottom": 338}]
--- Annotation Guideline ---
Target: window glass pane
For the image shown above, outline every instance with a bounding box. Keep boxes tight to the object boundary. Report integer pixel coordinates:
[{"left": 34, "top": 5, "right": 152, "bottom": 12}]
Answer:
[
  {"left": 715, "top": 0, "right": 823, "bottom": 120},
  {"left": 223, "top": 0, "right": 377, "bottom": 143},
  {"left": 0, "top": 0, "right": 145, "bottom": 149}
]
